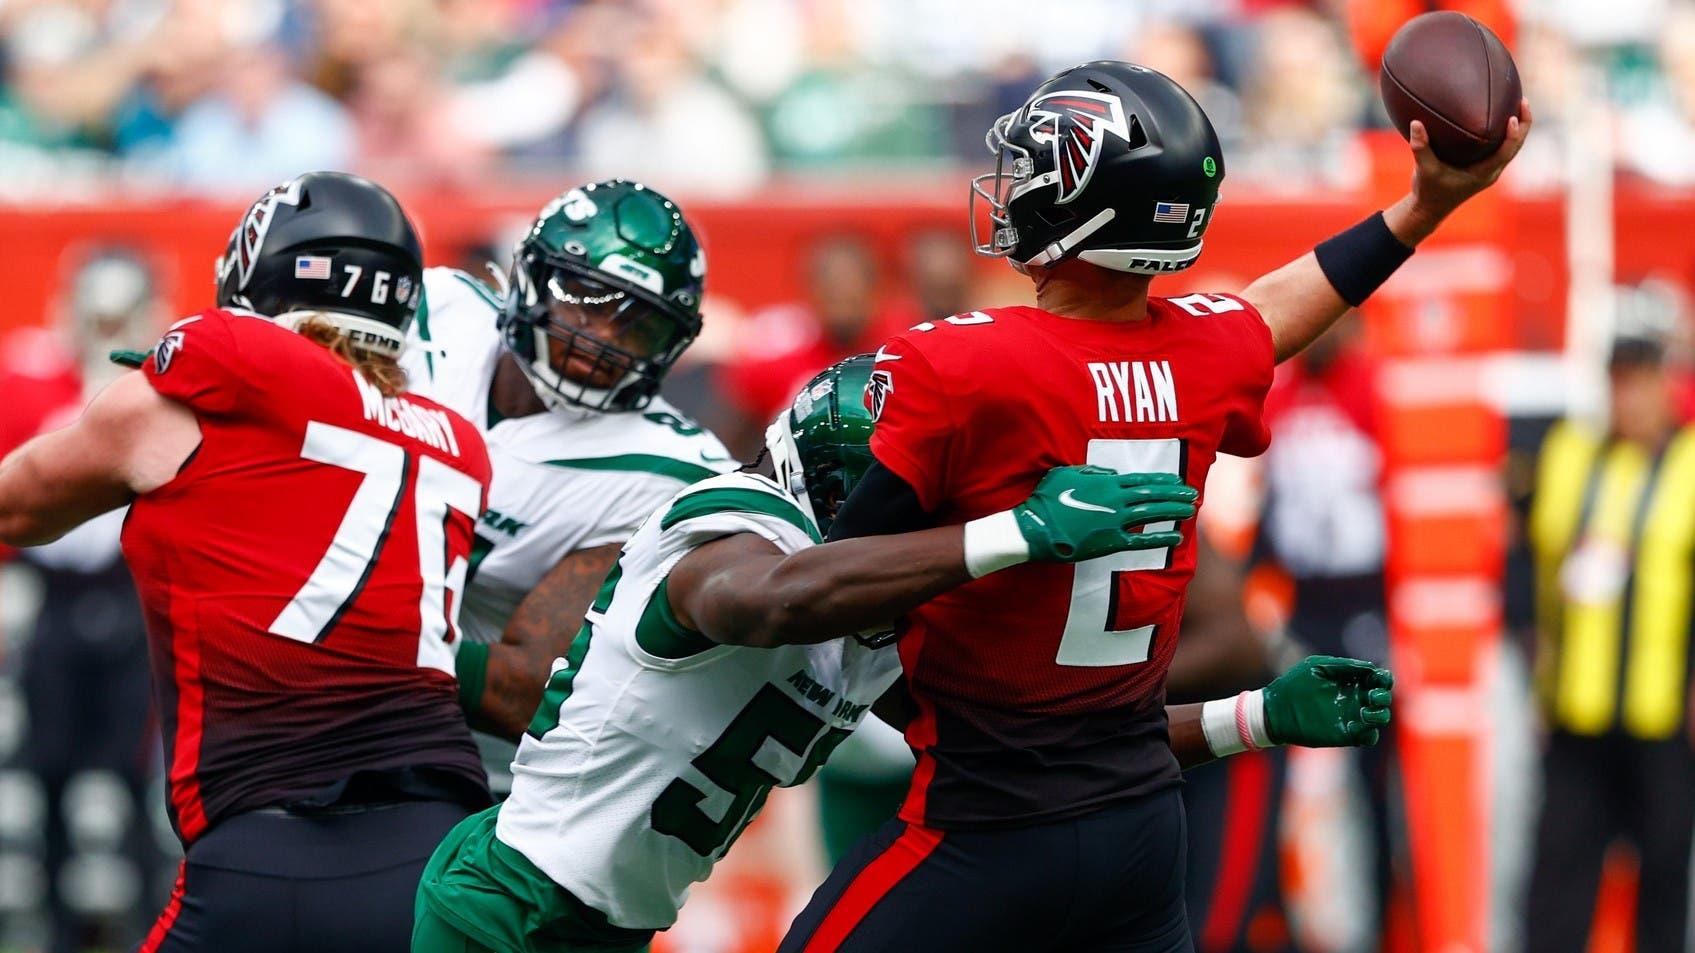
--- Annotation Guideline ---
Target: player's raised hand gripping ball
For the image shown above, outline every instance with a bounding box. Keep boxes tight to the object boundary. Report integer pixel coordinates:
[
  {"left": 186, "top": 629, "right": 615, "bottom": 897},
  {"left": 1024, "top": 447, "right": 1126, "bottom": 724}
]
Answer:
[
  {"left": 1263, "top": 656, "right": 1395, "bottom": 748},
  {"left": 1013, "top": 466, "right": 1198, "bottom": 563},
  {"left": 1380, "top": 12, "right": 1521, "bottom": 167}
]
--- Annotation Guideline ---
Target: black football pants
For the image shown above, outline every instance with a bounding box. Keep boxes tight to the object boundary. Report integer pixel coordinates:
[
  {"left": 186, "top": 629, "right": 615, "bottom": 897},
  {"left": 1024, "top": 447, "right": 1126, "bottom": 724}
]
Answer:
[
  {"left": 780, "top": 786, "right": 1194, "bottom": 953},
  {"left": 134, "top": 800, "right": 469, "bottom": 953},
  {"left": 1524, "top": 731, "right": 1695, "bottom": 953}
]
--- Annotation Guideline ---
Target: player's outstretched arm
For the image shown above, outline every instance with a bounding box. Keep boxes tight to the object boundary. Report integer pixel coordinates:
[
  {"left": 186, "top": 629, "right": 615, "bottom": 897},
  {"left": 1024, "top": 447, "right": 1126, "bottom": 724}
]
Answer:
[
  {"left": 669, "top": 466, "right": 1198, "bottom": 648},
  {"left": 462, "top": 543, "right": 623, "bottom": 740},
  {"left": 0, "top": 372, "right": 198, "bottom": 547},
  {"left": 1241, "top": 100, "right": 1532, "bottom": 363},
  {"left": 1169, "top": 655, "right": 1395, "bottom": 770}
]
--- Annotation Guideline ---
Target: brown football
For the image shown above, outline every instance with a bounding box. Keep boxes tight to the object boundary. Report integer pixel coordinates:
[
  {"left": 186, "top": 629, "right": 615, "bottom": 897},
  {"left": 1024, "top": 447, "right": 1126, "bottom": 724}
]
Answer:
[{"left": 1380, "top": 11, "right": 1521, "bottom": 166}]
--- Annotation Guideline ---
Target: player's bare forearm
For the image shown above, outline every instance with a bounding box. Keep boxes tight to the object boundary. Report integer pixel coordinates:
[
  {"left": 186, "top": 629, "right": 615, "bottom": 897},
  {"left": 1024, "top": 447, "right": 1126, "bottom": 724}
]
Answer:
[
  {"left": 1167, "top": 703, "right": 1216, "bottom": 771},
  {"left": 0, "top": 373, "right": 194, "bottom": 546},
  {"left": 471, "top": 543, "right": 622, "bottom": 739},
  {"left": 670, "top": 529, "right": 975, "bottom": 649},
  {"left": 1245, "top": 101, "right": 1531, "bottom": 363},
  {"left": 1165, "top": 538, "right": 1271, "bottom": 702},
  {"left": 1239, "top": 253, "right": 1351, "bottom": 364}
]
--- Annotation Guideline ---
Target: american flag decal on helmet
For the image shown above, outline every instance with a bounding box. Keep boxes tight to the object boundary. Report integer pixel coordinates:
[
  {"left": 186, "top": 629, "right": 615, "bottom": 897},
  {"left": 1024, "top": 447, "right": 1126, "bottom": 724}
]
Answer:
[{"left": 1025, "top": 90, "right": 1134, "bottom": 205}]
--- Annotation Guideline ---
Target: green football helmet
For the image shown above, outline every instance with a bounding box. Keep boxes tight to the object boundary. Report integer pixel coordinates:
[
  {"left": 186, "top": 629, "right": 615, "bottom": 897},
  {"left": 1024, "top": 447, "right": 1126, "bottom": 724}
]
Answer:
[
  {"left": 499, "top": 180, "right": 706, "bottom": 412},
  {"left": 766, "top": 354, "right": 879, "bottom": 537}
]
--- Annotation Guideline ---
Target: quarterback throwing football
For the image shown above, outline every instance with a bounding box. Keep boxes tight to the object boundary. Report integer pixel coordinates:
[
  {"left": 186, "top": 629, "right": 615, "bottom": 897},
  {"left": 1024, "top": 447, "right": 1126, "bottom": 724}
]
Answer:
[{"left": 778, "top": 61, "right": 1523, "bottom": 952}]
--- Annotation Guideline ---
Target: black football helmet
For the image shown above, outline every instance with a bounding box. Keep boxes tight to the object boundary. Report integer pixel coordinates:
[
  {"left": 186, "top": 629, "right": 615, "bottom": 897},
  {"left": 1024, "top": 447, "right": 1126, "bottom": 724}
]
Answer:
[
  {"left": 971, "top": 61, "right": 1225, "bottom": 275},
  {"left": 215, "top": 172, "right": 423, "bottom": 357}
]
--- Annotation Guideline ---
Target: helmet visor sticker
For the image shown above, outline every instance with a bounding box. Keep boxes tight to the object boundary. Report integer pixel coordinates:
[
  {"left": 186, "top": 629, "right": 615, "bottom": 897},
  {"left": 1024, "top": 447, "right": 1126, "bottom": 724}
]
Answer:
[{"left": 543, "top": 271, "right": 683, "bottom": 361}]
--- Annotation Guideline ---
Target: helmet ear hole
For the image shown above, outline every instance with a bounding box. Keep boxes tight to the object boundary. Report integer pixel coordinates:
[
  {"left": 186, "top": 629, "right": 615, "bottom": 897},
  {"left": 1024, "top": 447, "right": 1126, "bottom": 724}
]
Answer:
[{"left": 1125, "top": 114, "right": 1149, "bottom": 150}]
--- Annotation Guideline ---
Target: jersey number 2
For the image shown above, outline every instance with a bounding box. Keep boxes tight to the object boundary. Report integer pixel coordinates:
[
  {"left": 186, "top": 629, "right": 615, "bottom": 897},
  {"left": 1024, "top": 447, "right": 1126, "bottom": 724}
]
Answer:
[
  {"left": 1055, "top": 437, "right": 1183, "bottom": 667},
  {"left": 268, "top": 421, "right": 480, "bottom": 672}
]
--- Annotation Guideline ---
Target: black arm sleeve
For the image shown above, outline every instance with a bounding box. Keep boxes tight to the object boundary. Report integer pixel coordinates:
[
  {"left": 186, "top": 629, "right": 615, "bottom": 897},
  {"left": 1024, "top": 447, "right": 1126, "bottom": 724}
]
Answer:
[{"left": 827, "top": 460, "right": 936, "bottom": 540}]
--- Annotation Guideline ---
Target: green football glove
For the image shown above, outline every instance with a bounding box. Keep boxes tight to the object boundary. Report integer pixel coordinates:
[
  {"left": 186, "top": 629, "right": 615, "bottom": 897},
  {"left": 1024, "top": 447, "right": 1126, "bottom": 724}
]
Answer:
[
  {"left": 1015, "top": 466, "right": 1197, "bottom": 561},
  {"left": 961, "top": 466, "right": 1198, "bottom": 577},
  {"left": 1263, "top": 655, "right": 1394, "bottom": 748}
]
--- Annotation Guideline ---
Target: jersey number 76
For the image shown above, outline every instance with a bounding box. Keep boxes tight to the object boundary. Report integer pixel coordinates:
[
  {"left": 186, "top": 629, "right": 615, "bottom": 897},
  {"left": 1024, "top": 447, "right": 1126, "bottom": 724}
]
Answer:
[{"left": 267, "top": 421, "right": 481, "bottom": 673}]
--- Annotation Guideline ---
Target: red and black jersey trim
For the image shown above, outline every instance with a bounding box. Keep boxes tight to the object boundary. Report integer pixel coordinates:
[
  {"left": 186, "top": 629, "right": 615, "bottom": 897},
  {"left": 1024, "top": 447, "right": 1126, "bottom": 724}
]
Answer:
[{"left": 896, "top": 690, "right": 1181, "bottom": 831}]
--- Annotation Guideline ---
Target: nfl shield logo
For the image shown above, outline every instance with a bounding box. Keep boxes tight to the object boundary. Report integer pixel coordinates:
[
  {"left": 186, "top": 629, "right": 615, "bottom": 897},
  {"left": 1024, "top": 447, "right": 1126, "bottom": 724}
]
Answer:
[
  {"left": 865, "top": 369, "right": 893, "bottom": 422},
  {"left": 396, "top": 275, "right": 413, "bottom": 305}
]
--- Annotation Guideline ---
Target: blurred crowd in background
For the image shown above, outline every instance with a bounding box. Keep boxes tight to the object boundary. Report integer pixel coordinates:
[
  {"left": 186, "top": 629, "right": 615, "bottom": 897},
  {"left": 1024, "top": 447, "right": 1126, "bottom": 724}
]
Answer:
[{"left": 3, "top": 0, "right": 1695, "bottom": 198}]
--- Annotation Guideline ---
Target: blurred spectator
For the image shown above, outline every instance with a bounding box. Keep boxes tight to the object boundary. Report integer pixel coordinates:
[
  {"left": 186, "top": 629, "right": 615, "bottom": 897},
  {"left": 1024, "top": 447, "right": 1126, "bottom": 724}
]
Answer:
[
  {"left": 1253, "top": 316, "right": 1395, "bottom": 949},
  {"left": 1523, "top": 318, "right": 1695, "bottom": 953},
  {"left": 17, "top": 1, "right": 1694, "bottom": 194},
  {"left": 350, "top": 46, "right": 488, "bottom": 186},
  {"left": 1235, "top": 8, "right": 1365, "bottom": 188},
  {"left": 573, "top": 9, "right": 768, "bottom": 196},
  {"left": 1121, "top": 20, "right": 1244, "bottom": 154},
  {"left": 160, "top": 42, "right": 353, "bottom": 193},
  {"left": 904, "top": 229, "right": 974, "bottom": 325},
  {"left": 444, "top": 4, "right": 614, "bottom": 160},
  {"left": 303, "top": 0, "right": 416, "bottom": 100},
  {"left": 717, "top": 235, "right": 898, "bottom": 454},
  {"left": 1618, "top": 4, "right": 1695, "bottom": 185},
  {"left": 761, "top": 0, "right": 947, "bottom": 171},
  {"left": 0, "top": 248, "right": 166, "bottom": 953}
]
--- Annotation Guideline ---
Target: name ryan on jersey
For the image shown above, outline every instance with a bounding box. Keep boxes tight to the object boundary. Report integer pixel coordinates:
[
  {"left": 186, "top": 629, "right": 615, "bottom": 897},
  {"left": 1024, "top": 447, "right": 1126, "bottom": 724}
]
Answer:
[{"left": 1088, "top": 360, "right": 1179, "bottom": 424}]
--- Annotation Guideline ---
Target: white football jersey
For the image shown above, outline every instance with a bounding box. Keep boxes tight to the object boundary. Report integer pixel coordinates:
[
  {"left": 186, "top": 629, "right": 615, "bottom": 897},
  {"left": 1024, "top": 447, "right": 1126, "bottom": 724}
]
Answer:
[
  {"left": 495, "top": 473, "right": 902, "bottom": 930},
  {"left": 401, "top": 267, "right": 735, "bottom": 646}
]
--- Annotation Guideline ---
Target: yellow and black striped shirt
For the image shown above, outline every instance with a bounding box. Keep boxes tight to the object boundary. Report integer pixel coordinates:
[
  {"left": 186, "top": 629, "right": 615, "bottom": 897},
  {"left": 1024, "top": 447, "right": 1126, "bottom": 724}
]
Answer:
[{"left": 1529, "top": 419, "right": 1695, "bottom": 738}]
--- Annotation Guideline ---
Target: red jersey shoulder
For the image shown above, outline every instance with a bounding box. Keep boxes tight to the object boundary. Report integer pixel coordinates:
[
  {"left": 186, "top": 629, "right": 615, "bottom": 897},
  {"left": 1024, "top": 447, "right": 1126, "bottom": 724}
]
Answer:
[
  {"left": 143, "top": 309, "right": 490, "bottom": 484},
  {"left": 1151, "top": 292, "right": 1273, "bottom": 365},
  {"left": 142, "top": 308, "right": 256, "bottom": 415}
]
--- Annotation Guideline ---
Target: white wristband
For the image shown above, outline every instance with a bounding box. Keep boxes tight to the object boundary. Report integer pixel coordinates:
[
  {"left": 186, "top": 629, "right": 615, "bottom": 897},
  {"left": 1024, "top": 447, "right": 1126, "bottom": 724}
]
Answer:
[
  {"left": 1201, "top": 689, "right": 1274, "bottom": 759},
  {"left": 962, "top": 509, "right": 1030, "bottom": 578}
]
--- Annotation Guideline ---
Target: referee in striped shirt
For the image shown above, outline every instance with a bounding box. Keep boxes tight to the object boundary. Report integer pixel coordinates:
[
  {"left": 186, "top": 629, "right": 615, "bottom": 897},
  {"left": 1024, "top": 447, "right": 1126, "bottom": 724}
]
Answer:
[{"left": 1524, "top": 319, "right": 1695, "bottom": 953}]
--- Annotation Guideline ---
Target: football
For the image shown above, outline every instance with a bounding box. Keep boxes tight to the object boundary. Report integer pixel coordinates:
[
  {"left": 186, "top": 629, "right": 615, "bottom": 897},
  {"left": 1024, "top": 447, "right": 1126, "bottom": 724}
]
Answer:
[{"left": 1379, "top": 11, "right": 1522, "bottom": 167}]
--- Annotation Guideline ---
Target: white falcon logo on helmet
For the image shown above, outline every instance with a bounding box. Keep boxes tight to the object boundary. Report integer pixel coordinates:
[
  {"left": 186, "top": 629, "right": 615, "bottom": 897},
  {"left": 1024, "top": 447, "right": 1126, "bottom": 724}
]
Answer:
[
  {"left": 1024, "top": 90, "right": 1134, "bottom": 205},
  {"left": 225, "top": 177, "right": 305, "bottom": 291}
]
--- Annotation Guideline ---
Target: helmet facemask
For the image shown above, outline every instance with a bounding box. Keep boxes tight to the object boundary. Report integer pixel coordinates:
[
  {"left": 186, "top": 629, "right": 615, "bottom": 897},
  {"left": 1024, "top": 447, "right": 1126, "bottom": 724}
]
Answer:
[
  {"left": 765, "top": 416, "right": 816, "bottom": 531},
  {"left": 969, "top": 110, "right": 1036, "bottom": 262},
  {"left": 764, "top": 354, "right": 879, "bottom": 539},
  {"left": 504, "top": 249, "right": 697, "bottom": 413}
]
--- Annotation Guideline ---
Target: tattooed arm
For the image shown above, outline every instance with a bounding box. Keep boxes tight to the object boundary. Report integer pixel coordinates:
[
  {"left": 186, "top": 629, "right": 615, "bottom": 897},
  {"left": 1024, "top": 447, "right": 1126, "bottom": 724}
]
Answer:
[{"left": 465, "top": 543, "right": 622, "bottom": 740}]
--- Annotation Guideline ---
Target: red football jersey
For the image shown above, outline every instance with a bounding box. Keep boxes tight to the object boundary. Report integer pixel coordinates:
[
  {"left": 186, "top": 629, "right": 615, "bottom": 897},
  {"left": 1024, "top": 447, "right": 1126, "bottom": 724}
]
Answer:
[
  {"left": 122, "top": 309, "right": 491, "bottom": 844},
  {"left": 870, "top": 297, "right": 1274, "bottom": 828}
]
